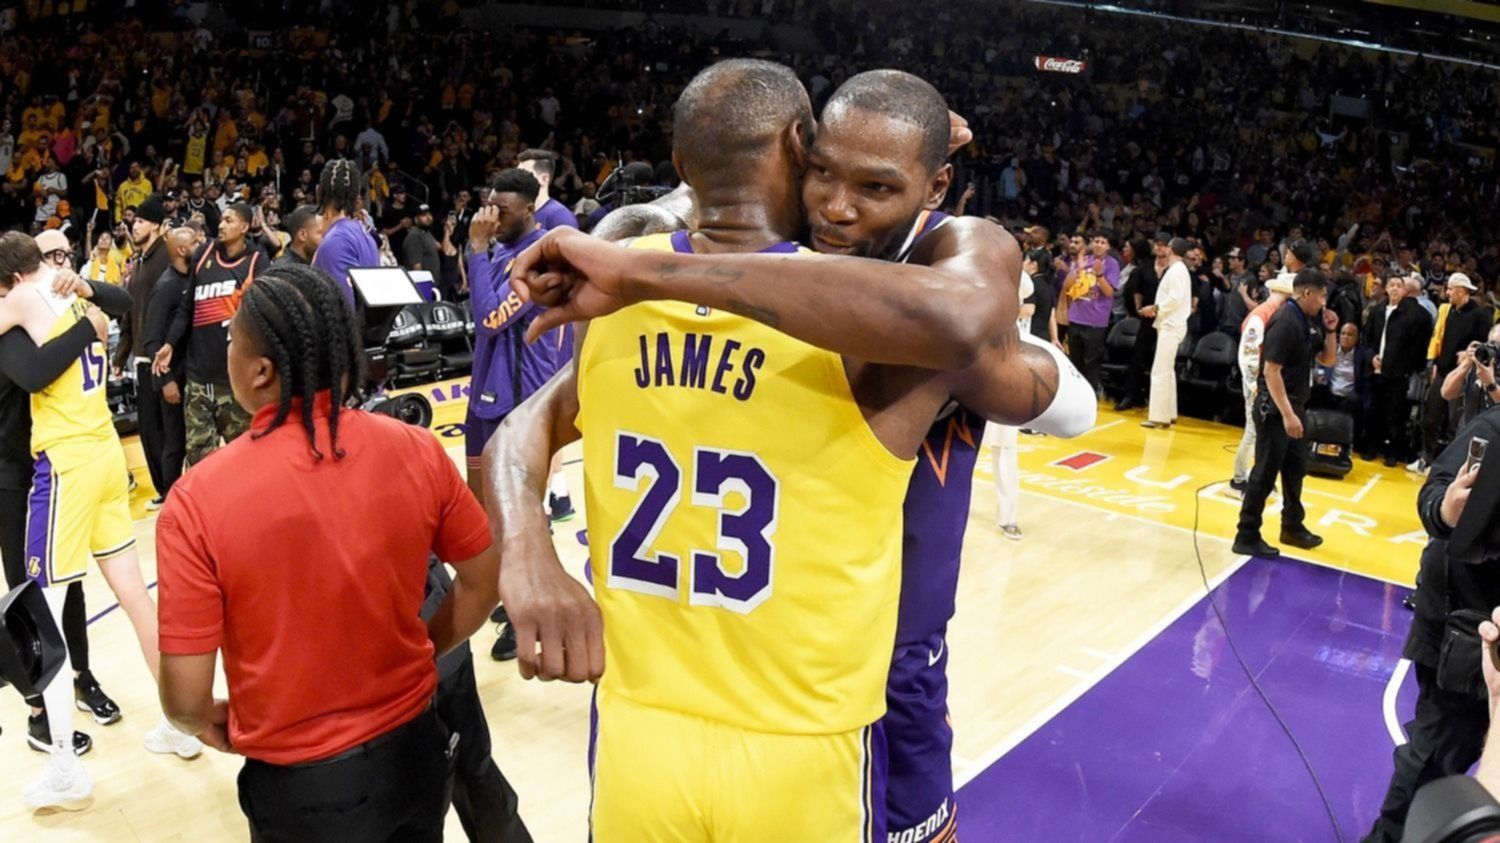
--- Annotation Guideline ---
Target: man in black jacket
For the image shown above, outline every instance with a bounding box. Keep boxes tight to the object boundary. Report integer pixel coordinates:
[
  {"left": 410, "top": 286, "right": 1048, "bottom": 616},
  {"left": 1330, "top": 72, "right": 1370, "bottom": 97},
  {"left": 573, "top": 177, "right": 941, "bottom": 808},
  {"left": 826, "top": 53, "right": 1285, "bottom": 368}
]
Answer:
[
  {"left": 1364, "top": 405, "right": 1500, "bottom": 842},
  {"left": 114, "top": 195, "right": 173, "bottom": 508},
  {"left": 0, "top": 266, "right": 130, "bottom": 752},
  {"left": 1365, "top": 275, "right": 1434, "bottom": 466},
  {"left": 1418, "top": 273, "right": 1495, "bottom": 470},
  {"left": 141, "top": 228, "right": 194, "bottom": 501}
]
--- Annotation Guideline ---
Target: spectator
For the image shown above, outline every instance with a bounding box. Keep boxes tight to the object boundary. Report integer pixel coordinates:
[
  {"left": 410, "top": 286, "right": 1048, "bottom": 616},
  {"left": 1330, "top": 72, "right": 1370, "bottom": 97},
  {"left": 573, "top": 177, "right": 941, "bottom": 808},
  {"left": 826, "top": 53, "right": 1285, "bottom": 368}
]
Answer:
[
  {"left": 1141, "top": 238, "right": 1191, "bottom": 429},
  {"left": 142, "top": 228, "right": 196, "bottom": 503},
  {"left": 1063, "top": 230, "right": 1118, "bottom": 393},
  {"left": 380, "top": 183, "right": 414, "bottom": 257},
  {"left": 402, "top": 203, "right": 443, "bottom": 291},
  {"left": 1365, "top": 275, "right": 1434, "bottom": 466},
  {"left": 114, "top": 161, "right": 153, "bottom": 223},
  {"left": 113, "top": 195, "right": 173, "bottom": 509},
  {"left": 1217, "top": 247, "right": 1256, "bottom": 339},
  {"left": 1416, "top": 273, "right": 1496, "bottom": 472},
  {"left": 1233, "top": 269, "right": 1338, "bottom": 558},
  {"left": 1184, "top": 244, "right": 1218, "bottom": 343},
  {"left": 1312, "top": 322, "right": 1374, "bottom": 452},
  {"left": 32, "top": 156, "right": 66, "bottom": 226},
  {"left": 572, "top": 181, "right": 601, "bottom": 227},
  {"left": 276, "top": 204, "right": 323, "bottom": 266},
  {"left": 1439, "top": 324, "right": 1500, "bottom": 434},
  {"left": 1114, "top": 236, "right": 1158, "bottom": 412}
]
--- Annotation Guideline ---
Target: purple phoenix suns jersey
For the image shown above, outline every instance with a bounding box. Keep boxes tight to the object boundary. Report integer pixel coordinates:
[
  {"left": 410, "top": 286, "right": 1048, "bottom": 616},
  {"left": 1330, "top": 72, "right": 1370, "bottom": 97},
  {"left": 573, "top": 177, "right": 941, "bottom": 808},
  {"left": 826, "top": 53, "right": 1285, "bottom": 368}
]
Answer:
[{"left": 894, "top": 210, "right": 988, "bottom": 644}]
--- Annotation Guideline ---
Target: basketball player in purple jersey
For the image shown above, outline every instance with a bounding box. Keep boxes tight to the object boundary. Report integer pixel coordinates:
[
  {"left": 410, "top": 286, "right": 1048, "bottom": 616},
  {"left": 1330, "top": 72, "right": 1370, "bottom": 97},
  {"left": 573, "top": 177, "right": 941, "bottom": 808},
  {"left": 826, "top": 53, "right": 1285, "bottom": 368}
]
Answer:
[{"left": 499, "top": 70, "right": 1094, "bottom": 841}]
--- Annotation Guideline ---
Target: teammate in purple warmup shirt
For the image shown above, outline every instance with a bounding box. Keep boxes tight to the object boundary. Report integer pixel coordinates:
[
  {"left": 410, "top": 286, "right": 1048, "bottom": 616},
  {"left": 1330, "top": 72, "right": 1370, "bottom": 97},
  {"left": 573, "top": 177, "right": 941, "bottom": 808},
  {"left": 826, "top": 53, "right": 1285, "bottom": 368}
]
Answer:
[
  {"left": 516, "top": 149, "right": 578, "bottom": 520},
  {"left": 310, "top": 159, "right": 380, "bottom": 308}
]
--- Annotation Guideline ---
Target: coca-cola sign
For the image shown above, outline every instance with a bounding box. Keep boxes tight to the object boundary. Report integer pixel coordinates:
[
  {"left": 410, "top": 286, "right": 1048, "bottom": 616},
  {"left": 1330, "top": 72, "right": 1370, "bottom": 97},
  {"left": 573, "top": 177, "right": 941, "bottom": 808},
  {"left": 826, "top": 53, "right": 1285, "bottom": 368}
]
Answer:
[{"left": 1034, "top": 56, "right": 1087, "bottom": 74}]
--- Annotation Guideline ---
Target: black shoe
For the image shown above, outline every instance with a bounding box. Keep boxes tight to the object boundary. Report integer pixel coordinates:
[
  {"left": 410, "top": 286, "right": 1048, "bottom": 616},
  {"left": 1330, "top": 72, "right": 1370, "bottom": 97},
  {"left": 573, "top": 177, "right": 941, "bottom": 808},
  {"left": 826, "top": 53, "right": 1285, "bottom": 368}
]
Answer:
[
  {"left": 74, "top": 670, "right": 121, "bottom": 726},
  {"left": 490, "top": 605, "right": 508, "bottom": 625},
  {"left": 27, "top": 713, "right": 91, "bottom": 756},
  {"left": 1383, "top": 456, "right": 1399, "bottom": 468},
  {"left": 1232, "top": 536, "right": 1280, "bottom": 557},
  {"left": 1279, "top": 527, "right": 1324, "bottom": 550},
  {"left": 549, "top": 493, "right": 576, "bottom": 523},
  {"left": 1402, "top": 591, "right": 1417, "bottom": 611},
  {"left": 491, "top": 622, "right": 518, "bottom": 661}
]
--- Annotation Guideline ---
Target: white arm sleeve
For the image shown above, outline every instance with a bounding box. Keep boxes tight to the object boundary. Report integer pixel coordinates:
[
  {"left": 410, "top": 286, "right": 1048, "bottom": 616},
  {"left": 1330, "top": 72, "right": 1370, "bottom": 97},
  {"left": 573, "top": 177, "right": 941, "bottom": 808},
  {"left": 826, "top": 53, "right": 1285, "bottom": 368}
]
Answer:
[{"left": 1019, "top": 330, "right": 1097, "bottom": 438}]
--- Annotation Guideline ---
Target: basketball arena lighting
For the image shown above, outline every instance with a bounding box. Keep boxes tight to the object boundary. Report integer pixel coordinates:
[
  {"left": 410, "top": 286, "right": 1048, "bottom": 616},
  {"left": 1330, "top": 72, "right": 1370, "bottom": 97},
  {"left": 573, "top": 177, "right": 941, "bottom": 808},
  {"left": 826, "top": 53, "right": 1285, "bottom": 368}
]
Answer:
[{"left": 1026, "top": 0, "right": 1500, "bottom": 71}]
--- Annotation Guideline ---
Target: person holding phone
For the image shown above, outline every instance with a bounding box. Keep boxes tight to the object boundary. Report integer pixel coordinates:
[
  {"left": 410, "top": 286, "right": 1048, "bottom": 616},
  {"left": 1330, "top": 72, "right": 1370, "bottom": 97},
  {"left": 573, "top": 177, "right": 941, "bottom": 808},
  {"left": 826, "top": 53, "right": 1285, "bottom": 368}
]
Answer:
[{"left": 1366, "top": 401, "right": 1500, "bottom": 842}]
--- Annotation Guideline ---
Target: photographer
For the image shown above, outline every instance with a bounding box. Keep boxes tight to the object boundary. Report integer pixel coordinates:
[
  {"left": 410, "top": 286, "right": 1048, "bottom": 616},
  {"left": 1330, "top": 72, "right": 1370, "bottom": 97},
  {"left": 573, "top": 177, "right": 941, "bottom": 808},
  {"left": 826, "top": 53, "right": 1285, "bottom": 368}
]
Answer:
[
  {"left": 1439, "top": 326, "right": 1500, "bottom": 435},
  {"left": 1366, "top": 402, "right": 1500, "bottom": 842}
]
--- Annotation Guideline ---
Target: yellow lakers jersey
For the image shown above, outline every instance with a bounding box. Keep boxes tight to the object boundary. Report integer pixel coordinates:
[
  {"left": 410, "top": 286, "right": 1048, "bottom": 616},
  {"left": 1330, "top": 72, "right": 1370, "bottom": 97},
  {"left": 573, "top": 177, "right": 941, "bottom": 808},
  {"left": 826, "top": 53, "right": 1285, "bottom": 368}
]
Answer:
[
  {"left": 32, "top": 294, "right": 115, "bottom": 461},
  {"left": 577, "top": 232, "right": 914, "bottom": 735}
]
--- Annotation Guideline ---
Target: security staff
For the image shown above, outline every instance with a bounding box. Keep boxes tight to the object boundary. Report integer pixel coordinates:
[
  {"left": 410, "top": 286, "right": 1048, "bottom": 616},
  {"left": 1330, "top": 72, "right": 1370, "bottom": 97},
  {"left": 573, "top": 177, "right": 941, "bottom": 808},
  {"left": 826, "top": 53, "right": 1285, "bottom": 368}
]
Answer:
[
  {"left": 1233, "top": 268, "right": 1338, "bottom": 557},
  {"left": 1365, "top": 403, "right": 1500, "bottom": 842}
]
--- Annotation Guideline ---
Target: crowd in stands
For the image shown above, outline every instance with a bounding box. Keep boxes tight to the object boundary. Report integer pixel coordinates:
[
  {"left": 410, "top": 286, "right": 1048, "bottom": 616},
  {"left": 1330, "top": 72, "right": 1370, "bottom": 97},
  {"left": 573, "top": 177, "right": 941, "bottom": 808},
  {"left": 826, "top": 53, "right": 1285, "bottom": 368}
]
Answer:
[{"left": 1, "top": 0, "right": 1497, "bottom": 462}]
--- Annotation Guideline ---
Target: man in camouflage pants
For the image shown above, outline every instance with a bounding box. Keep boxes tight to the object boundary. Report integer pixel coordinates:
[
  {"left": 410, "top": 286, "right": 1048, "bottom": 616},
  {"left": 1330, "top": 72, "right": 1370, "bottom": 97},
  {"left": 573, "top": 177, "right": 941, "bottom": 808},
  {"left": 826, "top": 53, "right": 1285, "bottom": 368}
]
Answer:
[{"left": 183, "top": 382, "right": 251, "bottom": 466}]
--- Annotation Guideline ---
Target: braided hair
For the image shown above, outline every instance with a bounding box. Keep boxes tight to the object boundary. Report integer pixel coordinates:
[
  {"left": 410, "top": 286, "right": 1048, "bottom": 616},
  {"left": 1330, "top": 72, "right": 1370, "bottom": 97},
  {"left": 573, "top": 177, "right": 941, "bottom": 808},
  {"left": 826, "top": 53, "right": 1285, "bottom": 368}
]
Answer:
[
  {"left": 239, "top": 263, "right": 366, "bottom": 459},
  {"left": 317, "top": 158, "right": 365, "bottom": 219}
]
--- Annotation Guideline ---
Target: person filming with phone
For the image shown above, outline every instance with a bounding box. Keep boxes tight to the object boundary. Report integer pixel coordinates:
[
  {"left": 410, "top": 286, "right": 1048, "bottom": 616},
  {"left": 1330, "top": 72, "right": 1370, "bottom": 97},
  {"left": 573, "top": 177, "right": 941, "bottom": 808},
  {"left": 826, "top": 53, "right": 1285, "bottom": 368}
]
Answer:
[{"left": 1367, "top": 398, "right": 1500, "bottom": 842}]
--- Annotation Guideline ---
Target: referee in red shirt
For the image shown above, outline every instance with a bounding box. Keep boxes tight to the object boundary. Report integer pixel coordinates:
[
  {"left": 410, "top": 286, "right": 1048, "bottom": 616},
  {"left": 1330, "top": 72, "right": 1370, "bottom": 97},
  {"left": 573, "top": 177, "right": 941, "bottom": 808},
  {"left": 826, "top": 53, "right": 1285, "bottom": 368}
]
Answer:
[{"left": 156, "top": 264, "right": 501, "bottom": 841}]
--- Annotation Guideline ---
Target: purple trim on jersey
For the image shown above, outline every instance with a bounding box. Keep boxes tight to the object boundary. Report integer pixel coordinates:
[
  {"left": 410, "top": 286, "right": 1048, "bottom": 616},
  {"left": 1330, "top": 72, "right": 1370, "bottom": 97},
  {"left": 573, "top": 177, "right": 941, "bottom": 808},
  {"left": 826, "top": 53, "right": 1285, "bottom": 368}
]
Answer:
[
  {"left": 463, "top": 407, "right": 504, "bottom": 462},
  {"left": 588, "top": 688, "right": 599, "bottom": 843},
  {"left": 311, "top": 218, "right": 379, "bottom": 309},
  {"left": 24, "top": 453, "right": 57, "bottom": 587},
  {"left": 917, "top": 210, "right": 950, "bottom": 242},
  {"left": 534, "top": 198, "right": 580, "bottom": 231},
  {"left": 884, "top": 631, "right": 956, "bottom": 842},
  {"left": 669, "top": 230, "right": 799, "bottom": 255},
  {"left": 466, "top": 228, "right": 564, "bottom": 420}
]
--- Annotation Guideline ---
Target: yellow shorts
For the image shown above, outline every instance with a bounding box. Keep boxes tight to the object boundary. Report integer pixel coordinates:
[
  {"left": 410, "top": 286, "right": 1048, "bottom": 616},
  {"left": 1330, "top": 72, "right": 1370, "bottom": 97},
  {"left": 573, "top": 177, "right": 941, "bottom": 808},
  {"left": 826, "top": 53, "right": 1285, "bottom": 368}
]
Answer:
[
  {"left": 589, "top": 687, "right": 885, "bottom": 842},
  {"left": 25, "top": 442, "right": 135, "bottom": 587}
]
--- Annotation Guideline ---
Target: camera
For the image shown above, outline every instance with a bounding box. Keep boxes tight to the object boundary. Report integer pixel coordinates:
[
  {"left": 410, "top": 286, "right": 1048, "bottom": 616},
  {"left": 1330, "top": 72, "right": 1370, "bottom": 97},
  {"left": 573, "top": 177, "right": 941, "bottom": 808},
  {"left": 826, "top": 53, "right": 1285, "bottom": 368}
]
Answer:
[{"left": 1475, "top": 342, "right": 1499, "bottom": 368}]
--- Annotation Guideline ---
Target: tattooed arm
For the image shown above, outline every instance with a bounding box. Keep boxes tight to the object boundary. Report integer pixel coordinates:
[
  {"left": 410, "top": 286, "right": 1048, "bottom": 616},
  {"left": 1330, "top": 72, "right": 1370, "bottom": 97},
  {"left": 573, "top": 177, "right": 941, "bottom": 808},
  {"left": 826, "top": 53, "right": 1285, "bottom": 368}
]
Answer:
[{"left": 512, "top": 219, "right": 1021, "bottom": 372}]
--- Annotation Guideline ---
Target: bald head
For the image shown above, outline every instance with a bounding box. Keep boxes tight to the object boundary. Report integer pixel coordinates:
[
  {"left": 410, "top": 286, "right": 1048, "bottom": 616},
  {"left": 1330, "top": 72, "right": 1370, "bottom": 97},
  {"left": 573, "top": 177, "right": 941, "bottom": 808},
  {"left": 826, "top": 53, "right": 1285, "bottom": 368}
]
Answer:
[
  {"left": 166, "top": 227, "right": 197, "bottom": 263},
  {"left": 1406, "top": 276, "right": 1424, "bottom": 296},
  {"left": 823, "top": 70, "right": 950, "bottom": 172},
  {"left": 672, "top": 59, "right": 812, "bottom": 178}
]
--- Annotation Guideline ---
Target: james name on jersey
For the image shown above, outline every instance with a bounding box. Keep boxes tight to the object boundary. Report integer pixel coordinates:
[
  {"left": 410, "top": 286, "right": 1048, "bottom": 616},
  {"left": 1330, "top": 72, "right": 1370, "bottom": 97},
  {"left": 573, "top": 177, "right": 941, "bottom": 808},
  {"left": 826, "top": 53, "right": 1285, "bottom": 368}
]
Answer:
[{"left": 633, "top": 330, "right": 765, "bottom": 401}]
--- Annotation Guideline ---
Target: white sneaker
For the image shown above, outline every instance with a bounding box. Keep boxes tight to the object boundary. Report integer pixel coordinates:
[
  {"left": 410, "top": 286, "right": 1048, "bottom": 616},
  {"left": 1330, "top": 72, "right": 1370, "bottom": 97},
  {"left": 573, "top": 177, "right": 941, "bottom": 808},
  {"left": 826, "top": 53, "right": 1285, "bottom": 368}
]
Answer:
[
  {"left": 23, "top": 754, "right": 92, "bottom": 810},
  {"left": 144, "top": 718, "right": 203, "bottom": 759},
  {"left": 1000, "top": 524, "right": 1023, "bottom": 541}
]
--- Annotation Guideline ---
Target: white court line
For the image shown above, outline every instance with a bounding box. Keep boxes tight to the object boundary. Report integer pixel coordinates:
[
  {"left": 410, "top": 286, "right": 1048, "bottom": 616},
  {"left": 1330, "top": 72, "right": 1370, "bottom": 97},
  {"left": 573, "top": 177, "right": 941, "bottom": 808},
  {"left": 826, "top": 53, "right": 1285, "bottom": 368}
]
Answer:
[
  {"left": 1306, "top": 473, "right": 1381, "bottom": 504},
  {"left": 1081, "top": 646, "right": 1121, "bottom": 661},
  {"left": 954, "top": 549, "right": 1251, "bottom": 787},
  {"left": 1384, "top": 658, "right": 1412, "bottom": 747},
  {"left": 1054, "top": 665, "right": 1092, "bottom": 679},
  {"left": 1083, "top": 419, "right": 1124, "bottom": 436}
]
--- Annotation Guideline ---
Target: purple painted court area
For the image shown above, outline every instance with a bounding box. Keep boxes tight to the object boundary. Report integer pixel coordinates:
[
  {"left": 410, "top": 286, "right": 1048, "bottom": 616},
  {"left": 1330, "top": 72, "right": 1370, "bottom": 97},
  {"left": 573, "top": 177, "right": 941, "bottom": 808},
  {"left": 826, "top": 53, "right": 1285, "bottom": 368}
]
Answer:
[{"left": 959, "top": 556, "right": 1415, "bottom": 842}]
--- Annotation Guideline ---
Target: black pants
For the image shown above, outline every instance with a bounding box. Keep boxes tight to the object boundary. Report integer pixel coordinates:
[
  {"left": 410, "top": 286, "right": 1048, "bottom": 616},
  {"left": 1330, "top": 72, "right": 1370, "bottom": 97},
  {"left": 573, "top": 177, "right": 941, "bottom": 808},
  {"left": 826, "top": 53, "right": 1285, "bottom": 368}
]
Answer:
[
  {"left": 437, "top": 657, "right": 532, "bottom": 843},
  {"left": 1121, "top": 324, "right": 1157, "bottom": 404},
  {"left": 0, "top": 486, "right": 88, "bottom": 707},
  {"left": 1235, "top": 401, "right": 1310, "bottom": 542},
  {"left": 238, "top": 706, "right": 455, "bottom": 843},
  {"left": 1068, "top": 325, "right": 1107, "bottom": 393},
  {"left": 1373, "top": 375, "right": 1413, "bottom": 462},
  {"left": 1419, "top": 376, "right": 1454, "bottom": 462},
  {"left": 135, "top": 362, "right": 185, "bottom": 497},
  {"left": 1364, "top": 663, "right": 1488, "bottom": 842}
]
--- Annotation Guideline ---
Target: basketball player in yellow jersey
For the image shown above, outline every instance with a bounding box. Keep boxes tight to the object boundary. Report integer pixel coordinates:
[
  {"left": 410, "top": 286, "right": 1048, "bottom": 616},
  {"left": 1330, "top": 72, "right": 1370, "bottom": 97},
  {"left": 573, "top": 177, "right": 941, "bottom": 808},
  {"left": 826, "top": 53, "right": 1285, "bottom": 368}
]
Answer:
[
  {"left": 0, "top": 233, "right": 201, "bottom": 810},
  {"left": 492, "top": 61, "right": 1037, "bottom": 841}
]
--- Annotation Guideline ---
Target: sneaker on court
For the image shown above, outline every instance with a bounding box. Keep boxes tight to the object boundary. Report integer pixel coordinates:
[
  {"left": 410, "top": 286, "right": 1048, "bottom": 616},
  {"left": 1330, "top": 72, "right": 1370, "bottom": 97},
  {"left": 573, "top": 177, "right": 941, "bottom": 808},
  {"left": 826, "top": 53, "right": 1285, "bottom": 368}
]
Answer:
[
  {"left": 145, "top": 495, "right": 166, "bottom": 511},
  {"left": 1232, "top": 536, "right": 1280, "bottom": 558},
  {"left": 22, "top": 754, "right": 92, "bottom": 810},
  {"left": 27, "top": 713, "right": 92, "bottom": 756},
  {"left": 1279, "top": 527, "right": 1325, "bottom": 550},
  {"left": 74, "top": 670, "right": 121, "bottom": 726},
  {"left": 1000, "top": 524, "right": 1023, "bottom": 541},
  {"left": 490, "top": 605, "right": 509, "bottom": 625},
  {"left": 1406, "top": 458, "right": 1430, "bottom": 474},
  {"left": 144, "top": 718, "right": 203, "bottom": 759},
  {"left": 491, "top": 622, "right": 518, "bottom": 662},
  {"left": 549, "top": 493, "right": 576, "bottom": 523}
]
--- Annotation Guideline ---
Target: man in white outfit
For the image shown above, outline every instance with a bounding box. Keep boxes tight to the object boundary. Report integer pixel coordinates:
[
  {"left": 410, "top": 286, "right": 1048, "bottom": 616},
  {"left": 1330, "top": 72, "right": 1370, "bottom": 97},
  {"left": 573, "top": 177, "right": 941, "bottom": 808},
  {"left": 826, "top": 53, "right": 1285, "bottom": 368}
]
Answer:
[
  {"left": 1140, "top": 237, "right": 1192, "bottom": 428},
  {"left": 994, "top": 264, "right": 1037, "bottom": 539}
]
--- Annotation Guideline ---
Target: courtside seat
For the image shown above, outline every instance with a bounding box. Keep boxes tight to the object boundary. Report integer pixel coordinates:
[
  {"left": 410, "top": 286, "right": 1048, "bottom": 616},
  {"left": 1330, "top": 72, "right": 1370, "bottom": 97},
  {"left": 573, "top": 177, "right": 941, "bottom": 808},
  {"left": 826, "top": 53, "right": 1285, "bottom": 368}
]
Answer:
[
  {"left": 425, "top": 301, "right": 474, "bottom": 373},
  {"left": 1179, "top": 332, "right": 1238, "bottom": 420},
  {"left": 1100, "top": 317, "right": 1140, "bottom": 400}
]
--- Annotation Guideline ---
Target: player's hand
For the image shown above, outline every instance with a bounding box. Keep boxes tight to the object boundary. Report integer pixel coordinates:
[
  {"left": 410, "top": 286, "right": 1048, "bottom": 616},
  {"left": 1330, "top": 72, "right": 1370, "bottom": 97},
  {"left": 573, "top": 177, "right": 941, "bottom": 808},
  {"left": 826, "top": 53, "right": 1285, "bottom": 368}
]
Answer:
[
  {"left": 498, "top": 529, "right": 605, "bottom": 683},
  {"left": 510, "top": 227, "right": 637, "bottom": 342},
  {"left": 1321, "top": 308, "right": 1338, "bottom": 331},
  {"left": 152, "top": 344, "right": 174, "bottom": 377},
  {"left": 84, "top": 306, "right": 108, "bottom": 343},
  {"left": 53, "top": 269, "right": 89, "bottom": 299},
  {"left": 469, "top": 205, "right": 499, "bottom": 248},
  {"left": 947, "top": 110, "right": 972, "bottom": 154},
  {"left": 162, "top": 380, "right": 182, "bottom": 404},
  {"left": 198, "top": 698, "right": 236, "bottom": 754},
  {"left": 1284, "top": 413, "right": 1304, "bottom": 439},
  {"left": 1442, "top": 460, "right": 1480, "bottom": 528}
]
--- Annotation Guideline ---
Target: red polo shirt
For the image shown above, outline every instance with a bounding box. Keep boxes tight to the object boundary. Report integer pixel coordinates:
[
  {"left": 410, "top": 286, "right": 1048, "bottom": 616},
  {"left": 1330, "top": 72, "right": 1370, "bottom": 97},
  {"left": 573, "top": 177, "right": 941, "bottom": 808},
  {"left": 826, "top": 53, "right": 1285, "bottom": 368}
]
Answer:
[{"left": 157, "top": 392, "right": 492, "bottom": 765}]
